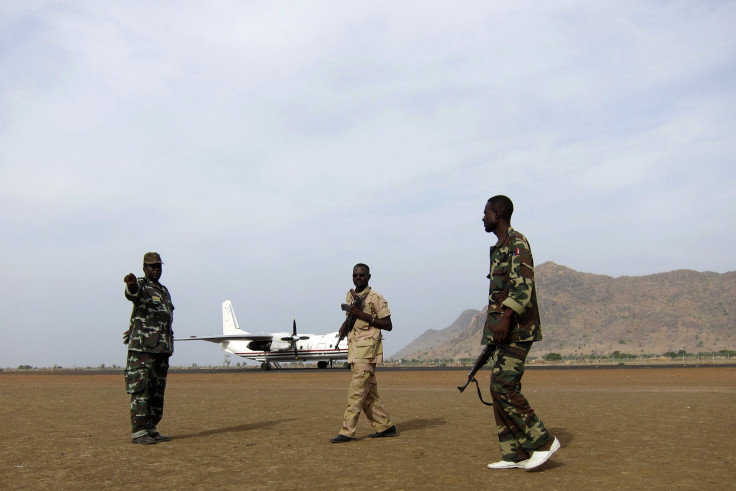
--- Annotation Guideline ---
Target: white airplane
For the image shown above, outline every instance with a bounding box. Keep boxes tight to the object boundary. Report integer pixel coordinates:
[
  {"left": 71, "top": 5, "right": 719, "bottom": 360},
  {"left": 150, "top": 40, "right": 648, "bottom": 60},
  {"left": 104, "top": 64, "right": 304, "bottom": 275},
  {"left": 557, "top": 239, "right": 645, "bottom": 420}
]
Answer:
[{"left": 176, "top": 300, "right": 348, "bottom": 370}]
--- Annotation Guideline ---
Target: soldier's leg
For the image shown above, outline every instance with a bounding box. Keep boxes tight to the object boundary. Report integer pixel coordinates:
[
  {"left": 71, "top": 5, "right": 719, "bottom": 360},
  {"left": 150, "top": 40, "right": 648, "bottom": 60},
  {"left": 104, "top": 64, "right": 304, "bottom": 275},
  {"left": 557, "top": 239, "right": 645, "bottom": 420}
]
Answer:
[
  {"left": 339, "top": 362, "right": 373, "bottom": 437},
  {"left": 360, "top": 364, "right": 393, "bottom": 432},
  {"left": 125, "top": 351, "right": 155, "bottom": 439},
  {"left": 490, "top": 342, "right": 551, "bottom": 461},
  {"left": 148, "top": 354, "right": 169, "bottom": 431}
]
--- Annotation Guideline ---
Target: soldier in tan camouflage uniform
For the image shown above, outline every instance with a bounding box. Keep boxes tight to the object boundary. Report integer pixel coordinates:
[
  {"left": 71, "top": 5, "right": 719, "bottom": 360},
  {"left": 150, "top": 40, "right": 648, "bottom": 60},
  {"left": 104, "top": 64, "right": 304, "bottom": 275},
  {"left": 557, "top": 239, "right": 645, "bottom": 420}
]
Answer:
[
  {"left": 482, "top": 196, "right": 560, "bottom": 470},
  {"left": 330, "top": 264, "right": 397, "bottom": 443},
  {"left": 123, "top": 252, "right": 174, "bottom": 445}
]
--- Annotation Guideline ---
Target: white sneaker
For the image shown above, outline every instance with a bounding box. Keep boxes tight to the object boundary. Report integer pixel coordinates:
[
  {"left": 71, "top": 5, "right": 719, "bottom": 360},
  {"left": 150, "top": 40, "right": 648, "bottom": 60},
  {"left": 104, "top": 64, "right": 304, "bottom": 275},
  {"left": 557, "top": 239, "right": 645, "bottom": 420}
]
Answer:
[
  {"left": 487, "top": 459, "right": 529, "bottom": 469},
  {"left": 524, "top": 437, "right": 561, "bottom": 470}
]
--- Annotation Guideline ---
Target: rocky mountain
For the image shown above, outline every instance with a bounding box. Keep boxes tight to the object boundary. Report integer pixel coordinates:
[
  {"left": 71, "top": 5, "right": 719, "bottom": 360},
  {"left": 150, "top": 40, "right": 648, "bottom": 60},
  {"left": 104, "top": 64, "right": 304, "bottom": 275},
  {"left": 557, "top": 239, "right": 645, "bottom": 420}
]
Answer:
[
  {"left": 390, "top": 262, "right": 736, "bottom": 361},
  {"left": 391, "top": 309, "right": 479, "bottom": 360}
]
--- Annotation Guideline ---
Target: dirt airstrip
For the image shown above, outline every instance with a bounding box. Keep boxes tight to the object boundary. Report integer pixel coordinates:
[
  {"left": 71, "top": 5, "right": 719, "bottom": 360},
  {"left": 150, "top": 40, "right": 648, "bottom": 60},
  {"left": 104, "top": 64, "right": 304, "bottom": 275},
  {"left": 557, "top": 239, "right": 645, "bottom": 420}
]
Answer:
[{"left": 1, "top": 367, "right": 735, "bottom": 490}]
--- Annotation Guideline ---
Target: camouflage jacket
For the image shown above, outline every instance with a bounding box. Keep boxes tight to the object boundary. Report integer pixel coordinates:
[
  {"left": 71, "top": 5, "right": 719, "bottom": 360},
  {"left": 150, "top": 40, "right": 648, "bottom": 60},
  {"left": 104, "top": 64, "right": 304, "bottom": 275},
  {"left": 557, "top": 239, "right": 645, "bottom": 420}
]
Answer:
[
  {"left": 346, "top": 287, "right": 390, "bottom": 363},
  {"left": 125, "top": 277, "right": 175, "bottom": 354},
  {"left": 483, "top": 226, "right": 542, "bottom": 345}
]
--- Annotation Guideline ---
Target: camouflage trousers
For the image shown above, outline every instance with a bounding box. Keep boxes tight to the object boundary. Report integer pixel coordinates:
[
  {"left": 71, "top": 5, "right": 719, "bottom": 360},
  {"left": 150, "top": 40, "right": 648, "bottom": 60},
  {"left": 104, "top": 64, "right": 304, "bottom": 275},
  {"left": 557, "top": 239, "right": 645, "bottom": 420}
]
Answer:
[
  {"left": 339, "top": 362, "right": 393, "bottom": 438},
  {"left": 125, "top": 351, "right": 170, "bottom": 438},
  {"left": 490, "top": 342, "right": 551, "bottom": 461}
]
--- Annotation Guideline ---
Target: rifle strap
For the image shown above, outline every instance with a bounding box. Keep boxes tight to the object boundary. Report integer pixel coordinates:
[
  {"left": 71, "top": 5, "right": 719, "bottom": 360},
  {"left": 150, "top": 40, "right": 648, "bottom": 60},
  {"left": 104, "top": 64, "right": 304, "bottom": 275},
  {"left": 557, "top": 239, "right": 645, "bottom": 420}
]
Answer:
[{"left": 472, "top": 377, "right": 493, "bottom": 406}]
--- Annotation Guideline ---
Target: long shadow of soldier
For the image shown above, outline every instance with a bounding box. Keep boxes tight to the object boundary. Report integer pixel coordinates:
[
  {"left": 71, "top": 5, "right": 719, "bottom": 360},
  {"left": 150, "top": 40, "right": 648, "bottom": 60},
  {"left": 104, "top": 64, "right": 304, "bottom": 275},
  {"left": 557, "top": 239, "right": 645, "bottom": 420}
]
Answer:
[
  {"left": 393, "top": 417, "right": 447, "bottom": 432},
  {"left": 173, "top": 418, "right": 297, "bottom": 440}
]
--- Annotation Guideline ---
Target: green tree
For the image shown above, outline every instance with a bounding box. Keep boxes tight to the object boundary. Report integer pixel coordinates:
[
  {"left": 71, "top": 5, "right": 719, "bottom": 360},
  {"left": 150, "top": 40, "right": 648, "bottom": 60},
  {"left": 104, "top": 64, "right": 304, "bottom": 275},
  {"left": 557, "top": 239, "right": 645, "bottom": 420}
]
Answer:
[{"left": 543, "top": 353, "right": 562, "bottom": 361}]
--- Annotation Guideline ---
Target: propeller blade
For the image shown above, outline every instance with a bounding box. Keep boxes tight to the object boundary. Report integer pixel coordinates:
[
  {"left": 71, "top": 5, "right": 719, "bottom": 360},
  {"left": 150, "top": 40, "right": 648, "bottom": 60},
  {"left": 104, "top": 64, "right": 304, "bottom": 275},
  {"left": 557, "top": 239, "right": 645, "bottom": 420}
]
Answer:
[{"left": 293, "top": 319, "right": 298, "bottom": 358}]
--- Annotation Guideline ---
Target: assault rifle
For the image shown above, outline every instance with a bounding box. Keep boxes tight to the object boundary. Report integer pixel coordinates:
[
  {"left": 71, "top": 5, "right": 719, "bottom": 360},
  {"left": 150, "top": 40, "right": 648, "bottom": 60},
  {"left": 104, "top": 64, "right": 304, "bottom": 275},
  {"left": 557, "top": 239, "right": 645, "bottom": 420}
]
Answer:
[
  {"left": 457, "top": 344, "right": 494, "bottom": 406},
  {"left": 335, "top": 293, "right": 363, "bottom": 349}
]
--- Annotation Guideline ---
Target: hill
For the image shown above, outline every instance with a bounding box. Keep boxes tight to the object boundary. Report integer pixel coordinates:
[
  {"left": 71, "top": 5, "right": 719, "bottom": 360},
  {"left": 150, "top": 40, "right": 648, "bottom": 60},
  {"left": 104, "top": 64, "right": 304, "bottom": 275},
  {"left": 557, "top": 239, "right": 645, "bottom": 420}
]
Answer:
[
  {"left": 390, "top": 262, "right": 736, "bottom": 361},
  {"left": 391, "top": 309, "right": 479, "bottom": 360}
]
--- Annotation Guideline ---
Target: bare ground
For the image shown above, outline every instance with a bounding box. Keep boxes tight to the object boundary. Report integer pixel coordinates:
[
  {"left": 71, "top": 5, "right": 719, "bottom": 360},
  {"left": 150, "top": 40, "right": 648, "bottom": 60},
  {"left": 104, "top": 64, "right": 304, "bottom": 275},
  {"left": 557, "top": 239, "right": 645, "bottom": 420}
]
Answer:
[{"left": 1, "top": 367, "right": 735, "bottom": 490}]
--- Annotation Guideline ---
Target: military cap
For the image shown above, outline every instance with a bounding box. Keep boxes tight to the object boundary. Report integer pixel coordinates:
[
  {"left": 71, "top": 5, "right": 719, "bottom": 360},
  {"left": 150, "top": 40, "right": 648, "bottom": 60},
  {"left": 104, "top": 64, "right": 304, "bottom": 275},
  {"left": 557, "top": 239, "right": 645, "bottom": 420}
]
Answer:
[{"left": 143, "top": 252, "right": 164, "bottom": 265}]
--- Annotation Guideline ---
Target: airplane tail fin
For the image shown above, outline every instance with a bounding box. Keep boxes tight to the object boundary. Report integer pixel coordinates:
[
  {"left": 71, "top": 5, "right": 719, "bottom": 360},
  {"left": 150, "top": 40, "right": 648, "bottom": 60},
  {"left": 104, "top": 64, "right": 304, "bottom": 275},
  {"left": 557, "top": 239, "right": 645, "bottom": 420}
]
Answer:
[{"left": 222, "top": 300, "right": 248, "bottom": 335}]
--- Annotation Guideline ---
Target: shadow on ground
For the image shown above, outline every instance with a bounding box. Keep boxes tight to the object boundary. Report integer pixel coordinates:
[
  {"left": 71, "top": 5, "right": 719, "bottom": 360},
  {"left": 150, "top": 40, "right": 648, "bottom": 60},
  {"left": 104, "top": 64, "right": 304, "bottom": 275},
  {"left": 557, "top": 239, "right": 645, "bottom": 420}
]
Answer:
[
  {"left": 173, "top": 418, "right": 297, "bottom": 440},
  {"left": 396, "top": 417, "right": 447, "bottom": 432}
]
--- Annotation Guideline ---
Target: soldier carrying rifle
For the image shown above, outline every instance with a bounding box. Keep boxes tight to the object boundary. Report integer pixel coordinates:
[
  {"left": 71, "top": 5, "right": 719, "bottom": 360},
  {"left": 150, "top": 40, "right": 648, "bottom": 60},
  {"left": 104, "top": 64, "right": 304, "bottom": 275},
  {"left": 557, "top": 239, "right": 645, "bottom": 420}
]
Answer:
[
  {"left": 481, "top": 196, "right": 560, "bottom": 471},
  {"left": 330, "top": 263, "right": 397, "bottom": 443}
]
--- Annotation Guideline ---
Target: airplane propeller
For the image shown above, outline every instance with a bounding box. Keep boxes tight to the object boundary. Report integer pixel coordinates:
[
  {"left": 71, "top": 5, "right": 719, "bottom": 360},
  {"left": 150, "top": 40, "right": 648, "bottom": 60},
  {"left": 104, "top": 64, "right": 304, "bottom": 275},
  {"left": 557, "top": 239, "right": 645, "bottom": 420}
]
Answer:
[{"left": 280, "top": 319, "right": 310, "bottom": 359}]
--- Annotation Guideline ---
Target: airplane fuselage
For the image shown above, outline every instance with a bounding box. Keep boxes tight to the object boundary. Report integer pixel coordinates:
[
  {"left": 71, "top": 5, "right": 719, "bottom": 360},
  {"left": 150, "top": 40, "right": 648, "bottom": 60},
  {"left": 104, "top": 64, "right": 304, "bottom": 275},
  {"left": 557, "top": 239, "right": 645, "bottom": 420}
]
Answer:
[
  {"left": 222, "top": 332, "right": 348, "bottom": 363},
  {"left": 175, "top": 301, "right": 350, "bottom": 369}
]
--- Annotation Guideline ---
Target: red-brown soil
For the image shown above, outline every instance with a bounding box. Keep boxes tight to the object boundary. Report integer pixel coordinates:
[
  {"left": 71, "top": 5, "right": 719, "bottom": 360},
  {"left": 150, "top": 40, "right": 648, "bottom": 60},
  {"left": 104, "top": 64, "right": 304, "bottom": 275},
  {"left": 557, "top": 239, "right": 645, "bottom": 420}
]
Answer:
[{"left": 2, "top": 367, "right": 735, "bottom": 490}]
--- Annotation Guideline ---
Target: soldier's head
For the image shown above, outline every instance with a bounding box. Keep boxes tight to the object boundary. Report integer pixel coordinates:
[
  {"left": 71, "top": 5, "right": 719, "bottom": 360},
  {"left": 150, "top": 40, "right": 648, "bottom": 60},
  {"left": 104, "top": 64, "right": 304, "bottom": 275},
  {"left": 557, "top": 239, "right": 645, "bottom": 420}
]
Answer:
[
  {"left": 484, "top": 195, "right": 513, "bottom": 233},
  {"left": 142, "top": 252, "right": 163, "bottom": 282},
  {"left": 352, "top": 263, "right": 371, "bottom": 291}
]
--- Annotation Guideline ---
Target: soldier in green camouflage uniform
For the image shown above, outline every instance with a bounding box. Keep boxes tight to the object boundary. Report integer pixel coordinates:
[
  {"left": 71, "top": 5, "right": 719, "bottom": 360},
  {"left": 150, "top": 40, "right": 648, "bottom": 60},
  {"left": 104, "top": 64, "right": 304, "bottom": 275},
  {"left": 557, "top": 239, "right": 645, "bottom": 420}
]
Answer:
[
  {"left": 482, "top": 196, "right": 560, "bottom": 471},
  {"left": 123, "top": 252, "right": 174, "bottom": 445}
]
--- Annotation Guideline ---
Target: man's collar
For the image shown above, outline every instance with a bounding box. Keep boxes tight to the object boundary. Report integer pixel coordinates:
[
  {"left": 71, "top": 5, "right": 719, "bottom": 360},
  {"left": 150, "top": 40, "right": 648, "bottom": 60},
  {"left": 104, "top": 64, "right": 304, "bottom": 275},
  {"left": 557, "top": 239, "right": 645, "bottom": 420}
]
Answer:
[
  {"left": 352, "top": 286, "right": 371, "bottom": 297},
  {"left": 493, "top": 226, "right": 515, "bottom": 247},
  {"left": 142, "top": 276, "right": 162, "bottom": 287}
]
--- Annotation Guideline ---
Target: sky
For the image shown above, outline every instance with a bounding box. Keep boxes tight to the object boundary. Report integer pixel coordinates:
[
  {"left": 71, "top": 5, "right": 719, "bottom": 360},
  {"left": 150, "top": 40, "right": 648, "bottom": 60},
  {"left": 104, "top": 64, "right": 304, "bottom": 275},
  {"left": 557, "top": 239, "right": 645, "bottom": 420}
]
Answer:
[{"left": 1, "top": 1, "right": 735, "bottom": 369}]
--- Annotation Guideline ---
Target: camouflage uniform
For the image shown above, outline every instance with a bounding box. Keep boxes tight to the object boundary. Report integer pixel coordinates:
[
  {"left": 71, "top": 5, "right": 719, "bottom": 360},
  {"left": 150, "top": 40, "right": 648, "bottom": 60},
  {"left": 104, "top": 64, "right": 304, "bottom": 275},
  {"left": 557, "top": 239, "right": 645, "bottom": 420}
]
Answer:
[
  {"left": 484, "top": 227, "right": 551, "bottom": 461},
  {"left": 124, "top": 276, "right": 174, "bottom": 439},
  {"left": 338, "top": 287, "right": 394, "bottom": 438}
]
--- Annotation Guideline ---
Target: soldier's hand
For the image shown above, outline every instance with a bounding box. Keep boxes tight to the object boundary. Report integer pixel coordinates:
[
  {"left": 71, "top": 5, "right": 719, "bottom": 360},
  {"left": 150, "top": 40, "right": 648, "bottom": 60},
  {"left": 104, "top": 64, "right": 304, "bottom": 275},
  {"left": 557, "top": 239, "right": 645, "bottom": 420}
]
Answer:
[
  {"left": 123, "top": 330, "right": 130, "bottom": 345},
  {"left": 346, "top": 305, "right": 366, "bottom": 320},
  {"left": 124, "top": 273, "right": 137, "bottom": 285},
  {"left": 491, "top": 312, "right": 512, "bottom": 344}
]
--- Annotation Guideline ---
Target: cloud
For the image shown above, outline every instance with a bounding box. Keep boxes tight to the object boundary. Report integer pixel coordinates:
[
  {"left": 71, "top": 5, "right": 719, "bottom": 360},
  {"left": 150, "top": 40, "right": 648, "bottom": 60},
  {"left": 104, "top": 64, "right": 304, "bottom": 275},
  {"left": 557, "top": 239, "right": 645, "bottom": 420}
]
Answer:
[{"left": 1, "top": 1, "right": 735, "bottom": 367}]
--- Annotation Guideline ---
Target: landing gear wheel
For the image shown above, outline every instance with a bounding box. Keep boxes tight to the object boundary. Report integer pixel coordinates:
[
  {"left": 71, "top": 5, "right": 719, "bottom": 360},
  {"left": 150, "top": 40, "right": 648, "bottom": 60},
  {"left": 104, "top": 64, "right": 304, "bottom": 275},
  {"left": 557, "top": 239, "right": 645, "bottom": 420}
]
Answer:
[
  {"left": 317, "top": 361, "right": 328, "bottom": 369},
  {"left": 260, "top": 362, "right": 272, "bottom": 370}
]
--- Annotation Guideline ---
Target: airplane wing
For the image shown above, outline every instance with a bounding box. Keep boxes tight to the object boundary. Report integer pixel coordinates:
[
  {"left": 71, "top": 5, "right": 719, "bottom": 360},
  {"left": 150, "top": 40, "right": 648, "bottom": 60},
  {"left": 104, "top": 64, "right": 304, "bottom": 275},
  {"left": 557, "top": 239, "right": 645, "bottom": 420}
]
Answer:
[{"left": 175, "top": 334, "right": 274, "bottom": 343}]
